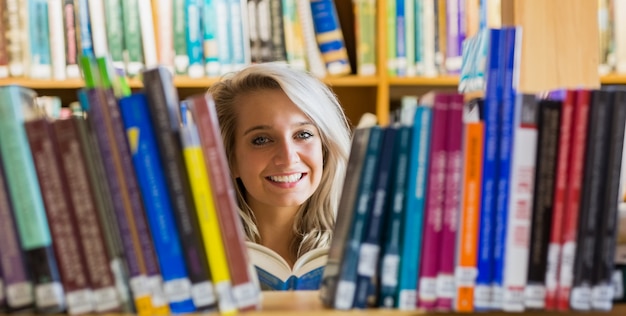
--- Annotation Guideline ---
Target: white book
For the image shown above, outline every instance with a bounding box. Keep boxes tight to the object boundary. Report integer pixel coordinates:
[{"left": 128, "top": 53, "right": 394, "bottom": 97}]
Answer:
[
  {"left": 155, "top": 0, "right": 174, "bottom": 72},
  {"left": 138, "top": 0, "right": 158, "bottom": 68},
  {"left": 229, "top": 0, "right": 248, "bottom": 71},
  {"left": 88, "top": 0, "right": 108, "bottom": 57},
  {"left": 614, "top": 0, "right": 626, "bottom": 73},
  {"left": 421, "top": 0, "right": 437, "bottom": 77},
  {"left": 296, "top": 0, "right": 326, "bottom": 78},
  {"left": 48, "top": 0, "right": 66, "bottom": 80}
]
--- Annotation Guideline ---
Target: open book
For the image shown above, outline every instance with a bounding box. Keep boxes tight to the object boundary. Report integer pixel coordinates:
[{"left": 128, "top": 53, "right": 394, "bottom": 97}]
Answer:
[{"left": 246, "top": 241, "right": 328, "bottom": 291}]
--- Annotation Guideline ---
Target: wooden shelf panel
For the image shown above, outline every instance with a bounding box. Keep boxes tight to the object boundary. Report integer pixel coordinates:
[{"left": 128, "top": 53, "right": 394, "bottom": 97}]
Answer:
[
  {"left": 601, "top": 74, "right": 626, "bottom": 85},
  {"left": 388, "top": 75, "right": 460, "bottom": 86}
]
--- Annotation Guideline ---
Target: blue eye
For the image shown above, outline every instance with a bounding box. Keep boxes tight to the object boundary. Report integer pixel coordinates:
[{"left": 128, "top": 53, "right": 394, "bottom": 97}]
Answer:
[
  {"left": 296, "top": 131, "right": 314, "bottom": 140},
  {"left": 252, "top": 136, "right": 271, "bottom": 146}
]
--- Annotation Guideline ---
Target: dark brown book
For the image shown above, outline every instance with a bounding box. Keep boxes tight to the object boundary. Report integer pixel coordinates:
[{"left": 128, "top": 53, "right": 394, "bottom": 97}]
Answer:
[
  {"left": 187, "top": 93, "right": 261, "bottom": 311},
  {"left": 51, "top": 117, "right": 122, "bottom": 313},
  {"left": 0, "top": 149, "right": 34, "bottom": 312},
  {"left": 72, "top": 111, "right": 134, "bottom": 313},
  {"left": 0, "top": 0, "right": 9, "bottom": 76},
  {"left": 141, "top": 67, "right": 216, "bottom": 311},
  {"left": 24, "top": 117, "right": 93, "bottom": 315},
  {"left": 268, "top": 0, "right": 286, "bottom": 62}
]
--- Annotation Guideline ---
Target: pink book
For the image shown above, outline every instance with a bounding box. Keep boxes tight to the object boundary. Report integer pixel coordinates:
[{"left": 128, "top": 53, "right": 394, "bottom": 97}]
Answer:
[
  {"left": 418, "top": 91, "right": 450, "bottom": 310},
  {"left": 436, "top": 92, "right": 464, "bottom": 310}
]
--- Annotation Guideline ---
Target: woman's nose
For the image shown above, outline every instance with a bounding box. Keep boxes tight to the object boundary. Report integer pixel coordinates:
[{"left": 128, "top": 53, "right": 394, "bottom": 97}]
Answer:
[{"left": 274, "top": 141, "right": 300, "bottom": 165}]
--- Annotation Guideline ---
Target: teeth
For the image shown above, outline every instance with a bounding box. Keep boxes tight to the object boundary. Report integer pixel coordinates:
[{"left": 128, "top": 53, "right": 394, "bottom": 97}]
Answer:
[{"left": 269, "top": 173, "right": 303, "bottom": 183}]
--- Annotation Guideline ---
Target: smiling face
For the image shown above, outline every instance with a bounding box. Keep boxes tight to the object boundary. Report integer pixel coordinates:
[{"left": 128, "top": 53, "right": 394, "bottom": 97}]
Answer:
[{"left": 232, "top": 89, "right": 324, "bottom": 215}]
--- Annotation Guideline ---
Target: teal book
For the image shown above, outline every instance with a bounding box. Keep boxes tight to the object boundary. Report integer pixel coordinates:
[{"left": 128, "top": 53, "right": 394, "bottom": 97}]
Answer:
[{"left": 246, "top": 242, "right": 327, "bottom": 291}]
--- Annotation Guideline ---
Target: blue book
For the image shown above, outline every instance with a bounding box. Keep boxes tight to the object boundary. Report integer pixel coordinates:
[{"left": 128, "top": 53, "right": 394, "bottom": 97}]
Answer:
[
  {"left": 395, "top": 0, "right": 406, "bottom": 77},
  {"left": 28, "top": 0, "right": 52, "bottom": 78},
  {"left": 118, "top": 93, "right": 196, "bottom": 313},
  {"left": 396, "top": 105, "right": 432, "bottom": 310},
  {"left": 247, "top": 242, "right": 327, "bottom": 291},
  {"left": 378, "top": 125, "right": 412, "bottom": 308},
  {"left": 77, "top": 0, "right": 94, "bottom": 56},
  {"left": 492, "top": 26, "right": 518, "bottom": 310},
  {"left": 186, "top": 0, "right": 205, "bottom": 77},
  {"left": 475, "top": 27, "right": 504, "bottom": 311},
  {"left": 310, "top": 0, "right": 351, "bottom": 76},
  {"left": 202, "top": 0, "right": 220, "bottom": 76},
  {"left": 333, "top": 126, "right": 384, "bottom": 310},
  {"left": 353, "top": 127, "right": 399, "bottom": 308}
]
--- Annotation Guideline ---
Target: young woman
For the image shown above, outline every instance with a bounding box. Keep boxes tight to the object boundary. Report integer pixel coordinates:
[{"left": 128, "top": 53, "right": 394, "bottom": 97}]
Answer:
[{"left": 208, "top": 63, "right": 352, "bottom": 269}]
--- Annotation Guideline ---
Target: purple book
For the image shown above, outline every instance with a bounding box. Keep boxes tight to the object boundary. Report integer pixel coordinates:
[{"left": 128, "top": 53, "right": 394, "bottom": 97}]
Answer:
[
  {"left": 436, "top": 92, "right": 465, "bottom": 310},
  {"left": 418, "top": 91, "right": 450, "bottom": 310}
]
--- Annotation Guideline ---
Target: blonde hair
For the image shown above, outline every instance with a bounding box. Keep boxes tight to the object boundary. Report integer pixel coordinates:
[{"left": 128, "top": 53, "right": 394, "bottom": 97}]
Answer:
[{"left": 208, "top": 63, "right": 352, "bottom": 258}]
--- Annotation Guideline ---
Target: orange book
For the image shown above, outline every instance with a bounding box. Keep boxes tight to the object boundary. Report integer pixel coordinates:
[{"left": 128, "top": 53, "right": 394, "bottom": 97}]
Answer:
[{"left": 454, "top": 100, "right": 484, "bottom": 312}]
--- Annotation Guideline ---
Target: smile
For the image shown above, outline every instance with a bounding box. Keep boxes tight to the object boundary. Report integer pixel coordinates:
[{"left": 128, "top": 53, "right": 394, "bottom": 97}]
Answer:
[{"left": 268, "top": 173, "right": 304, "bottom": 183}]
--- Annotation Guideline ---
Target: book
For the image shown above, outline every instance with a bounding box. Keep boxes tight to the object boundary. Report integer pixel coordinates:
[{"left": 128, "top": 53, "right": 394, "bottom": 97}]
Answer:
[
  {"left": 186, "top": 93, "right": 262, "bottom": 311},
  {"left": 121, "top": 0, "right": 144, "bottom": 76},
  {"left": 141, "top": 67, "right": 217, "bottom": 312},
  {"left": 62, "top": 0, "right": 80, "bottom": 78},
  {"left": 247, "top": 242, "right": 327, "bottom": 291},
  {"left": 0, "top": 0, "right": 8, "bottom": 78},
  {"left": 28, "top": 0, "right": 52, "bottom": 78},
  {"left": 319, "top": 126, "right": 373, "bottom": 308},
  {"left": 103, "top": 0, "right": 125, "bottom": 70},
  {"left": 0, "top": 86, "right": 64, "bottom": 314},
  {"left": 310, "top": 0, "right": 351, "bottom": 76},
  {"left": 185, "top": 0, "right": 204, "bottom": 78}
]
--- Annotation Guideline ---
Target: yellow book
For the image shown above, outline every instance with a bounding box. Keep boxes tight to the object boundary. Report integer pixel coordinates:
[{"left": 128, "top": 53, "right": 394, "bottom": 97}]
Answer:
[{"left": 180, "top": 121, "right": 238, "bottom": 315}]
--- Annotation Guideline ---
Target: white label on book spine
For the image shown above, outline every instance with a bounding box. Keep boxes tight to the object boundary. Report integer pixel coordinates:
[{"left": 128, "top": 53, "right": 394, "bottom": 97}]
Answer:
[
  {"left": 436, "top": 274, "right": 455, "bottom": 299},
  {"left": 491, "top": 285, "right": 503, "bottom": 309},
  {"left": 191, "top": 281, "right": 216, "bottom": 308},
  {"left": 545, "top": 243, "right": 560, "bottom": 291},
  {"left": 398, "top": 290, "right": 417, "bottom": 310},
  {"left": 147, "top": 276, "right": 168, "bottom": 308},
  {"left": 164, "top": 278, "right": 192, "bottom": 303},
  {"left": 215, "top": 281, "right": 236, "bottom": 314},
  {"left": 523, "top": 284, "right": 546, "bottom": 309},
  {"left": 0, "top": 67, "right": 8, "bottom": 78},
  {"left": 419, "top": 277, "right": 437, "bottom": 301},
  {"left": 7, "top": 282, "right": 33, "bottom": 308},
  {"left": 110, "top": 259, "right": 130, "bottom": 304},
  {"left": 591, "top": 284, "right": 613, "bottom": 311},
  {"left": 94, "top": 286, "right": 121, "bottom": 312},
  {"left": 570, "top": 285, "right": 591, "bottom": 310},
  {"left": 357, "top": 243, "right": 380, "bottom": 277},
  {"left": 380, "top": 254, "right": 400, "bottom": 287},
  {"left": 474, "top": 285, "right": 492, "bottom": 309},
  {"left": 454, "top": 267, "right": 477, "bottom": 287},
  {"left": 502, "top": 287, "right": 524, "bottom": 312},
  {"left": 334, "top": 281, "right": 356, "bottom": 310},
  {"left": 232, "top": 282, "right": 260, "bottom": 309},
  {"left": 35, "top": 282, "right": 64, "bottom": 308},
  {"left": 66, "top": 289, "right": 94, "bottom": 315},
  {"left": 613, "top": 270, "right": 624, "bottom": 299},
  {"left": 129, "top": 275, "right": 150, "bottom": 300},
  {"left": 559, "top": 242, "right": 576, "bottom": 286}
]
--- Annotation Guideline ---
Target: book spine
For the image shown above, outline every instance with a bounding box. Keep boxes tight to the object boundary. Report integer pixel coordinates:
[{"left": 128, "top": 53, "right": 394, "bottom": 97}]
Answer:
[
  {"left": 230, "top": 0, "right": 248, "bottom": 71},
  {"left": 103, "top": 0, "right": 125, "bottom": 69},
  {"left": 6, "top": 0, "right": 25, "bottom": 76},
  {"left": 189, "top": 94, "right": 261, "bottom": 311},
  {"left": 141, "top": 68, "right": 216, "bottom": 311},
  {"left": 437, "top": 93, "right": 464, "bottom": 311},
  {"left": 591, "top": 89, "right": 626, "bottom": 311},
  {"left": 247, "top": 0, "right": 261, "bottom": 63},
  {"left": 319, "top": 127, "right": 371, "bottom": 308},
  {"left": 185, "top": 0, "right": 204, "bottom": 78},
  {"left": 72, "top": 113, "right": 134, "bottom": 313},
  {"left": 418, "top": 93, "right": 449, "bottom": 310},
  {"left": 333, "top": 126, "right": 383, "bottom": 310},
  {"left": 309, "top": 0, "right": 351, "bottom": 76},
  {"left": 63, "top": 0, "right": 80, "bottom": 78},
  {"left": 474, "top": 28, "right": 503, "bottom": 310},
  {"left": 454, "top": 100, "right": 484, "bottom": 312},
  {"left": 296, "top": 0, "right": 327, "bottom": 78},
  {"left": 87, "top": 0, "right": 108, "bottom": 56},
  {"left": 385, "top": 0, "right": 396, "bottom": 76},
  {"left": 524, "top": 100, "right": 561, "bottom": 309},
  {"left": 556, "top": 89, "right": 590, "bottom": 311},
  {"left": 28, "top": 0, "right": 52, "bottom": 78},
  {"left": 268, "top": 0, "right": 286, "bottom": 62},
  {"left": 444, "top": 0, "right": 461, "bottom": 73},
  {"left": 0, "top": 0, "right": 8, "bottom": 78},
  {"left": 281, "top": 0, "right": 306, "bottom": 70},
  {"left": 76, "top": 0, "right": 94, "bottom": 56},
  {"left": 377, "top": 126, "right": 411, "bottom": 308},
  {"left": 0, "top": 153, "right": 34, "bottom": 312},
  {"left": 173, "top": 0, "right": 189, "bottom": 75},
  {"left": 571, "top": 89, "right": 611, "bottom": 311},
  {"left": 25, "top": 118, "right": 93, "bottom": 315},
  {"left": 48, "top": 0, "right": 67, "bottom": 80},
  {"left": 413, "top": 0, "right": 423, "bottom": 75},
  {"left": 353, "top": 127, "right": 398, "bottom": 309},
  {"left": 215, "top": 0, "right": 231, "bottom": 74},
  {"left": 121, "top": 0, "right": 144, "bottom": 76},
  {"left": 119, "top": 93, "right": 196, "bottom": 313},
  {"left": 137, "top": 0, "right": 157, "bottom": 67},
  {"left": 0, "top": 86, "right": 64, "bottom": 314},
  {"left": 545, "top": 90, "right": 576, "bottom": 310},
  {"left": 397, "top": 106, "right": 432, "bottom": 310},
  {"left": 179, "top": 114, "right": 233, "bottom": 314},
  {"left": 154, "top": 0, "right": 174, "bottom": 71},
  {"left": 51, "top": 118, "right": 122, "bottom": 314},
  {"left": 202, "top": 0, "right": 220, "bottom": 75},
  {"left": 403, "top": 0, "right": 414, "bottom": 76},
  {"left": 395, "top": 0, "right": 405, "bottom": 77},
  {"left": 502, "top": 94, "right": 539, "bottom": 312}
]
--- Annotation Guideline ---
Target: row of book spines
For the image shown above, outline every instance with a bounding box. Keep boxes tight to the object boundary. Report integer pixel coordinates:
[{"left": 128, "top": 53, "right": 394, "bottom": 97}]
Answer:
[{"left": 0, "top": 0, "right": 354, "bottom": 80}]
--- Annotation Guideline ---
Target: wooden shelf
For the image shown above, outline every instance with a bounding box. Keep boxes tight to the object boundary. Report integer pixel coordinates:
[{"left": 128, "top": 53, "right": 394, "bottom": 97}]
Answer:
[
  {"left": 253, "top": 291, "right": 626, "bottom": 315},
  {"left": 601, "top": 74, "right": 626, "bottom": 85},
  {"left": 388, "top": 75, "right": 460, "bottom": 86}
]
